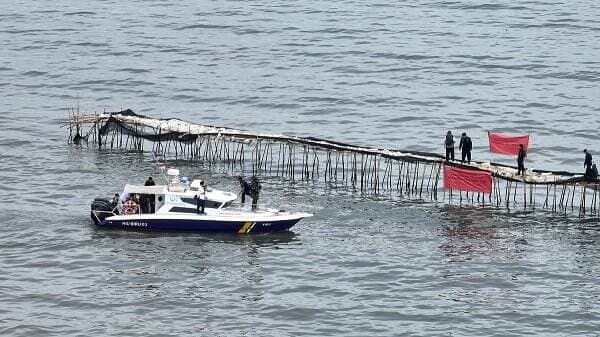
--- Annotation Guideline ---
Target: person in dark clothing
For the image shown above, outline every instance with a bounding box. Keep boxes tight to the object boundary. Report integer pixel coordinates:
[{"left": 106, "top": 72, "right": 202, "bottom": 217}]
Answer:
[
  {"left": 238, "top": 176, "right": 252, "bottom": 204},
  {"left": 250, "top": 176, "right": 262, "bottom": 211},
  {"left": 584, "top": 149, "right": 593, "bottom": 172},
  {"left": 517, "top": 144, "right": 527, "bottom": 175},
  {"left": 238, "top": 176, "right": 261, "bottom": 211},
  {"left": 586, "top": 163, "right": 599, "bottom": 180},
  {"left": 583, "top": 148, "right": 597, "bottom": 180},
  {"left": 145, "top": 177, "right": 156, "bottom": 186},
  {"left": 459, "top": 132, "right": 472, "bottom": 164},
  {"left": 144, "top": 176, "right": 156, "bottom": 213},
  {"left": 445, "top": 131, "right": 455, "bottom": 162}
]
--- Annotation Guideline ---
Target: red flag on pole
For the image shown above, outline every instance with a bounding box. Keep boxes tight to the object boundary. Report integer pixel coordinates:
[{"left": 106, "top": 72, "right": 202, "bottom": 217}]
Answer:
[
  {"left": 488, "top": 132, "right": 530, "bottom": 155},
  {"left": 444, "top": 165, "right": 492, "bottom": 193}
]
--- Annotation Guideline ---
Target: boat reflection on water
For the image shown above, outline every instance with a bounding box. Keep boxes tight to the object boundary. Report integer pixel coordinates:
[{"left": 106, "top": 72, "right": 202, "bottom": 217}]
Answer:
[
  {"left": 89, "top": 227, "right": 301, "bottom": 303},
  {"left": 90, "top": 227, "right": 300, "bottom": 248}
]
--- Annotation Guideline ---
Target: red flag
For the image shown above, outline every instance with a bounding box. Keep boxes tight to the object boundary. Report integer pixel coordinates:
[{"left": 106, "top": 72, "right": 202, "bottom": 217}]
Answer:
[
  {"left": 444, "top": 165, "right": 492, "bottom": 193},
  {"left": 488, "top": 132, "right": 529, "bottom": 155}
]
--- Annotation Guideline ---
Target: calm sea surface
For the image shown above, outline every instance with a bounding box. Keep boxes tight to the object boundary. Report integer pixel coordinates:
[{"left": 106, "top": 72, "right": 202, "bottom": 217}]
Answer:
[{"left": 2, "top": 1, "right": 600, "bottom": 336}]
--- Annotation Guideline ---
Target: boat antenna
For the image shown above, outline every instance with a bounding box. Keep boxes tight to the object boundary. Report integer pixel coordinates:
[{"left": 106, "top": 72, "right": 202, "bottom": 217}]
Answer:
[{"left": 151, "top": 151, "right": 170, "bottom": 184}]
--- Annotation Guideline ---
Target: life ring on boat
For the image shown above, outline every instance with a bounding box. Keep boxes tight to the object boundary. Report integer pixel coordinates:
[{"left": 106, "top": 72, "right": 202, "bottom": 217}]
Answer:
[{"left": 123, "top": 199, "right": 138, "bottom": 215}]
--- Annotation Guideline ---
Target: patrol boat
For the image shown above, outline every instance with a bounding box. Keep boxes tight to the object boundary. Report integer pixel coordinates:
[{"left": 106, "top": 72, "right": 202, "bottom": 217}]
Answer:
[{"left": 90, "top": 169, "right": 311, "bottom": 234}]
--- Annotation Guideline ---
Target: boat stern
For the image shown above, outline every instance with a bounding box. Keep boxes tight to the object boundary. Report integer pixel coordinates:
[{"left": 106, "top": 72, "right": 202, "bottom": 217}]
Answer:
[{"left": 90, "top": 198, "right": 117, "bottom": 225}]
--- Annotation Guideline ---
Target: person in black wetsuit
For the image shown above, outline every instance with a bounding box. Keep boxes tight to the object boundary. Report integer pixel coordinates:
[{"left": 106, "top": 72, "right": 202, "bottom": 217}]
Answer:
[
  {"left": 517, "top": 144, "right": 527, "bottom": 175},
  {"left": 459, "top": 132, "right": 472, "bottom": 164}
]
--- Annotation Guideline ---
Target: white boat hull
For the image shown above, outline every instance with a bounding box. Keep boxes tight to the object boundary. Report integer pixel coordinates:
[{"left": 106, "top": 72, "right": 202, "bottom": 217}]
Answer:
[{"left": 93, "top": 209, "right": 311, "bottom": 233}]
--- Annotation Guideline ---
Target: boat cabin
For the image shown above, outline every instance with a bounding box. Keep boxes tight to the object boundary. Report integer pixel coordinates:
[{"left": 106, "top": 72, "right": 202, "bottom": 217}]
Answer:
[{"left": 119, "top": 169, "right": 237, "bottom": 215}]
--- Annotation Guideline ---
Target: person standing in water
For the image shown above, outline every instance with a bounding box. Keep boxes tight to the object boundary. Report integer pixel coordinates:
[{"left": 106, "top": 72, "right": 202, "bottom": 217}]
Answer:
[
  {"left": 517, "top": 144, "right": 527, "bottom": 175},
  {"left": 444, "top": 131, "right": 455, "bottom": 162}
]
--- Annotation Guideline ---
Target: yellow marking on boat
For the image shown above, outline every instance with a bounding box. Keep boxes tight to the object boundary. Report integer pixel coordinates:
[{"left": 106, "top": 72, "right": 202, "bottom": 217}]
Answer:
[{"left": 238, "top": 221, "right": 254, "bottom": 234}]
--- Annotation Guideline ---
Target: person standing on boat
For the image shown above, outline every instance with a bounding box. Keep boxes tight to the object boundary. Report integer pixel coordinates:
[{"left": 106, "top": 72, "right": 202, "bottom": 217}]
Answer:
[
  {"left": 459, "top": 132, "right": 472, "bottom": 164},
  {"left": 144, "top": 176, "right": 156, "bottom": 213},
  {"left": 517, "top": 144, "right": 527, "bottom": 175},
  {"left": 111, "top": 193, "right": 120, "bottom": 206},
  {"left": 238, "top": 176, "right": 261, "bottom": 211},
  {"left": 250, "top": 176, "right": 262, "bottom": 211},
  {"left": 111, "top": 193, "right": 121, "bottom": 214},
  {"left": 444, "top": 131, "right": 455, "bottom": 162},
  {"left": 238, "top": 176, "right": 252, "bottom": 204},
  {"left": 194, "top": 182, "right": 206, "bottom": 215}
]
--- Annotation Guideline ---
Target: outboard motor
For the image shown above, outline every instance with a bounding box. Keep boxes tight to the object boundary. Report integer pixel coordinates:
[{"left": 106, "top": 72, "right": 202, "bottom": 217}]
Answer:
[{"left": 91, "top": 197, "right": 117, "bottom": 225}]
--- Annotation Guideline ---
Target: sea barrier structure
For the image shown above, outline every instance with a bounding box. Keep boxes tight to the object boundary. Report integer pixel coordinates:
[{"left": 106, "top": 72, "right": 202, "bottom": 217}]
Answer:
[{"left": 66, "top": 109, "right": 600, "bottom": 217}]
